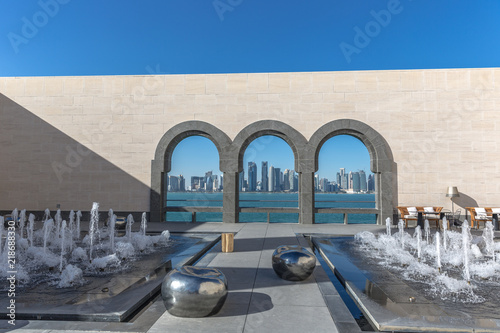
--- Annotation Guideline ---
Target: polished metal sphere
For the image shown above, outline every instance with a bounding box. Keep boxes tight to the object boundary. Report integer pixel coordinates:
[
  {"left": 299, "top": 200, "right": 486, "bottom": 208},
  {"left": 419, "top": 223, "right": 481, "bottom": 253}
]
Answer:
[
  {"left": 272, "top": 245, "right": 316, "bottom": 281},
  {"left": 161, "top": 266, "right": 228, "bottom": 317}
]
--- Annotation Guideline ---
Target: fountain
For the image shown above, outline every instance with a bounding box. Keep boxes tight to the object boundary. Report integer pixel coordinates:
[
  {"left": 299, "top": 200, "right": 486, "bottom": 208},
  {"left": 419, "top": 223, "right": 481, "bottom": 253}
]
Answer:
[
  {"left": 462, "top": 222, "right": 471, "bottom": 284},
  {"left": 126, "top": 214, "right": 134, "bottom": 242},
  {"left": 385, "top": 217, "right": 391, "bottom": 236},
  {"left": 435, "top": 231, "right": 441, "bottom": 272},
  {"left": 424, "top": 219, "right": 430, "bottom": 243},
  {"left": 76, "top": 210, "right": 82, "bottom": 240},
  {"left": 313, "top": 219, "right": 500, "bottom": 332},
  {"left": 414, "top": 225, "right": 421, "bottom": 261},
  {"left": 43, "top": 219, "right": 54, "bottom": 253},
  {"left": 28, "top": 213, "right": 35, "bottom": 247},
  {"left": 88, "top": 202, "right": 100, "bottom": 261},
  {"left": 0, "top": 203, "right": 220, "bottom": 322},
  {"left": 19, "top": 209, "right": 26, "bottom": 239},
  {"left": 55, "top": 209, "right": 62, "bottom": 241},
  {"left": 60, "top": 220, "right": 67, "bottom": 272},
  {"left": 140, "top": 212, "right": 147, "bottom": 236},
  {"left": 109, "top": 214, "right": 116, "bottom": 252}
]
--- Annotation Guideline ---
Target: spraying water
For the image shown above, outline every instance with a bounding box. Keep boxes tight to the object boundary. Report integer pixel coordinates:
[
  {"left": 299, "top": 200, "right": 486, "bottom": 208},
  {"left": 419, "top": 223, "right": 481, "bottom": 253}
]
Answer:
[
  {"left": 108, "top": 209, "right": 113, "bottom": 228},
  {"left": 462, "top": 222, "right": 471, "bottom": 284},
  {"left": 385, "top": 217, "right": 391, "bottom": 236},
  {"left": 43, "top": 219, "right": 54, "bottom": 253},
  {"left": 414, "top": 225, "right": 422, "bottom": 261},
  {"left": 19, "top": 209, "right": 26, "bottom": 239},
  {"left": 109, "top": 214, "right": 116, "bottom": 253},
  {"left": 483, "top": 221, "right": 495, "bottom": 260},
  {"left": 126, "top": 214, "right": 134, "bottom": 243},
  {"left": 28, "top": 213, "right": 35, "bottom": 247},
  {"left": 436, "top": 231, "right": 441, "bottom": 272},
  {"left": 398, "top": 219, "right": 405, "bottom": 248},
  {"left": 68, "top": 210, "right": 75, "bottom": 250},
  {"left": 424, "top": 219, "right": 430, "bottom": 243},
  {"left": 442, "top": 217, "right": 448, "bottom": 250},
  {"left": 55, "top": 209, "right": 62, "bottom": 240},
  {"left": 43, "top": 208, "right": 51, "bottom": 222},
  {"left": 60, "top": 220, "right": 67, "bottom": 272},
  {"left": 12, "top": 209, "right": 18, "bottom": 236},
  {"left": 140, "top": 212, "right": 147, "bottom": 236},
  {"left": 76, "top": 210, "right": 82, "bottom": 240},
  {"left": 89, "top": 203, "right": 100, "bottom": 261}
]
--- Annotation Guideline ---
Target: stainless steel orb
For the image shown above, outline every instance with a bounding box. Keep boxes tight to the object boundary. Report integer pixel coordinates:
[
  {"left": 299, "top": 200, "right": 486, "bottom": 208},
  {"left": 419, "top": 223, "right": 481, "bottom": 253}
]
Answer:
[
  {"left": 272, "top": 245, "right": 316, "bottom": 281},
  {"left": 161, "top": 266, "right": 228, "bottom": 317}
]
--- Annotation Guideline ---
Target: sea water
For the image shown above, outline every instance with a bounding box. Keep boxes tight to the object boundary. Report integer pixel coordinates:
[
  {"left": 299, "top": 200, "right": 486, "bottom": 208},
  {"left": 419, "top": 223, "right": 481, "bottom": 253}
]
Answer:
[{"left": 166, "top": 192, "right": 376, "bottom": 223}]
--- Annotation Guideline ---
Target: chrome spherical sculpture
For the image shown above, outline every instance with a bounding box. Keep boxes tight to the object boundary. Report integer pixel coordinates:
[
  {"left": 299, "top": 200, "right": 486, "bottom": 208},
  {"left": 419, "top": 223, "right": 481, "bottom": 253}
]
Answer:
[
  {"left": 272, "top": 245, "right": 316, "bottom": 281},
  {"left": 161, "top": 266, "right": 228, "bottom": 317}
]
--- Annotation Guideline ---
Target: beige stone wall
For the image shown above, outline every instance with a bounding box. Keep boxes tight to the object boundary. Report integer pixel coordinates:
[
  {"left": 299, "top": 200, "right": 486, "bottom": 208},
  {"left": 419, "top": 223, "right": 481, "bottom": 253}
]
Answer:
[{"left": 1, "top": 68, "right": 499, "bottom": 214}]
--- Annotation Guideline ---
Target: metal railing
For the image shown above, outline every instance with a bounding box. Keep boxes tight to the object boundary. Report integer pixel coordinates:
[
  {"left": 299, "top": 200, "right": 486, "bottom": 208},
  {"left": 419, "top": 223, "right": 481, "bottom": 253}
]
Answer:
[{"left": 164, "top": 198, "right": 377, "bottom": 223}]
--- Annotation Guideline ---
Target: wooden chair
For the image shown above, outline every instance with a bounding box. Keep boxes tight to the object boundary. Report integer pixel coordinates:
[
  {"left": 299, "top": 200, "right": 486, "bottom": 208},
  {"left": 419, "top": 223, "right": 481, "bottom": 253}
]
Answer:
[
  {"left": 420, "top": 206, "right": 443, "bottom": 229},
  {"left": 397, "top": 206, "right": 418, "bottom": 228},
  {"left": 467, "top": 207, "right": 492, "bottom": 229}
]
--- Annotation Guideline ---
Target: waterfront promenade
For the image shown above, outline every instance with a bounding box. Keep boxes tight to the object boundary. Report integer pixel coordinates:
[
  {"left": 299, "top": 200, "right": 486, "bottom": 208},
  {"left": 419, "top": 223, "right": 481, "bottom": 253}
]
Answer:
[{"left": 1, "top": 222, "right": 384, "bottom": 333}]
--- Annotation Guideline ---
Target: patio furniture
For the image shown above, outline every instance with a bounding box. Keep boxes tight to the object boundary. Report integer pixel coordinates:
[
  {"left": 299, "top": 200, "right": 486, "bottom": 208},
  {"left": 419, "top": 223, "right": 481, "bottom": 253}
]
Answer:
[
  {"left": 397, "top": 206, "right": 418, "bottom": 228},
  {"left": 421, "top": 206, "right": 444, "bottom": 229},
  {"left": 161, "top": 266, "right": 228, "bottom": 317},
  {"left": 272, "top": 245, "right": 316, "bottom": 281},
  {"left": 466, "top": 207, "right": 492, "bottom": 229}
]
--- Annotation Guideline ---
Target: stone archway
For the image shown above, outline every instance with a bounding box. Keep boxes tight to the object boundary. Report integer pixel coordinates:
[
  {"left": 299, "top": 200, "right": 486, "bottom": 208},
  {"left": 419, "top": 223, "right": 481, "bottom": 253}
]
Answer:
[
  {"left": 150, "top": 121, "right": 232, "bottom": 222},
  {"left": 306, "top": 119, "right": 396, "bottom": 224},
  {"left": 224, "top": 120, "right": 308, "bottom": 223}
]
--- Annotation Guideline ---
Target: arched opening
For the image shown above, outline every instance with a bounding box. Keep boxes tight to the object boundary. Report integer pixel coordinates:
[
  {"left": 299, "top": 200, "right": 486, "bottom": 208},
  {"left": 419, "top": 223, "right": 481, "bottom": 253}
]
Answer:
[
  {"left": 314, "top": 135, "right": 376, "bottom": 224},
  {"left": 150, "top": 121, "right": 231, "bottom": 222},
  {"left": 166, "top": 136, "right": 223, "bottom": 222},
  {"left": 239, "top": 135, "right": 299, "bottom": 223}
]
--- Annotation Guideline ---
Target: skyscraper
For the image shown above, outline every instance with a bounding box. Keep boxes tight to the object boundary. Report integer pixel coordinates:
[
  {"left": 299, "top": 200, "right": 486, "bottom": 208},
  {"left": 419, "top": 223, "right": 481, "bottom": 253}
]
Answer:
[
  {"left": 205, "top": 171, "right": 213, "bottom": 192},
  {"left": 248, "top": 162, "right": 257, "bottom": 192},
  {"left": 359, "top": 170, "right": 367, "bottom": 192},
  {"left": 319, "top": 178, "right": 328, "bottom": 192},
  {"left": 239, "top": 170, "right": 244, "bottom": 191},
  {"left": 368, "top": 174, "right": 375, "bottom": 192},
  {"left": 269, "top": 166, "right": 275, "bottom": 192},
  {"left": 352, "top": 172, "right": 360, "bottom": 192},
  {"left": 179, "top": 175, "right": 185, "bottom": 192},
  {"left": 283, "top": 169, "right": 291, "bottom": 190},
  {"left": 274, "top": 168, "right": 281, "bottom": 191},
  {"left": 168, "top": 175, "right": 179, "bottom": 191},
  {"left": 314, "top": 174, "right": 320, "bottom": 191},
  {"left": 261, "top": 161, "right": 268, "bottom": 192},
  {"left": 340, "top": 168, "right": 347, "bottom": 189}
]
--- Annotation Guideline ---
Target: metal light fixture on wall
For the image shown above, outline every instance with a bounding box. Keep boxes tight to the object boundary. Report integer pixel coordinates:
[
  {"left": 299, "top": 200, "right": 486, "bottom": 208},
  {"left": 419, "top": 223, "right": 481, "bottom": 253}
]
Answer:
[{"left": 446, "top": 186, "right": 460, "bottom": 213}]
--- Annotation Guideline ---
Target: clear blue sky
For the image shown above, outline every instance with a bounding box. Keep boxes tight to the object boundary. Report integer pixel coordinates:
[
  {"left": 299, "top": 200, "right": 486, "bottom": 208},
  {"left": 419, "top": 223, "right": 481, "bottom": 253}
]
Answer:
[
  {"left": 0, "top": 0, "right": 499, "bottom": 76},
  {"left": 170, "top": 135, "right": 370, "bottom": 186}
]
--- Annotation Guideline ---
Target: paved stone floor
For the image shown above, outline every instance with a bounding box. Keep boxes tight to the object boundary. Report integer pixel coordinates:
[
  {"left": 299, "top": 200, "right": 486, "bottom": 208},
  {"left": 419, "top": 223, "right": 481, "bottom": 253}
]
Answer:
[{"left": 1, "top": 222, "right": 384, "bottom": 333}]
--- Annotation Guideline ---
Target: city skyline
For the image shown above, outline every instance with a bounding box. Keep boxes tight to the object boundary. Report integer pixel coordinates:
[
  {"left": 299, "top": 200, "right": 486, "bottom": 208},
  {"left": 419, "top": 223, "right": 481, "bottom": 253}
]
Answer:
[
  {"left": 169, "top": 135, "right": 371, "bottom": 186},
  {"left": 168, "top": 163, "right": 373, "bottom": 193}
]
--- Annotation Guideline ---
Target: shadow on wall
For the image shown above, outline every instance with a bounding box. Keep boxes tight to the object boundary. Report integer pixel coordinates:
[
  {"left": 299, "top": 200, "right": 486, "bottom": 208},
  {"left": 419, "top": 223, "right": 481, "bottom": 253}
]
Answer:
[
  {"left": 0, "top": 94, "right": 150, "bottom": 219},
  {"left": 454, "top": 192, "right": 478, "bottom": 210}
]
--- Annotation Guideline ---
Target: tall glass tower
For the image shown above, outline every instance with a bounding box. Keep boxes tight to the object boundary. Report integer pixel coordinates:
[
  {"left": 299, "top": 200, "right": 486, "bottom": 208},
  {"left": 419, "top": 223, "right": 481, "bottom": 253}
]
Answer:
[
  {"left": 261, "top": 161, "right": 268, "bottom": 192},
  {"left": 248, "top": 162, "right": 257, "bottom": 192}
]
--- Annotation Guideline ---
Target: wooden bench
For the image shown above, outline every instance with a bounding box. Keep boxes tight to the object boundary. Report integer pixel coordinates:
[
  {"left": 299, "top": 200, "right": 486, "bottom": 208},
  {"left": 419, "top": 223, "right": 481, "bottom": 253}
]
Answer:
[{"left": 465, "top": 207, "right": 500, "bottom": 229}]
